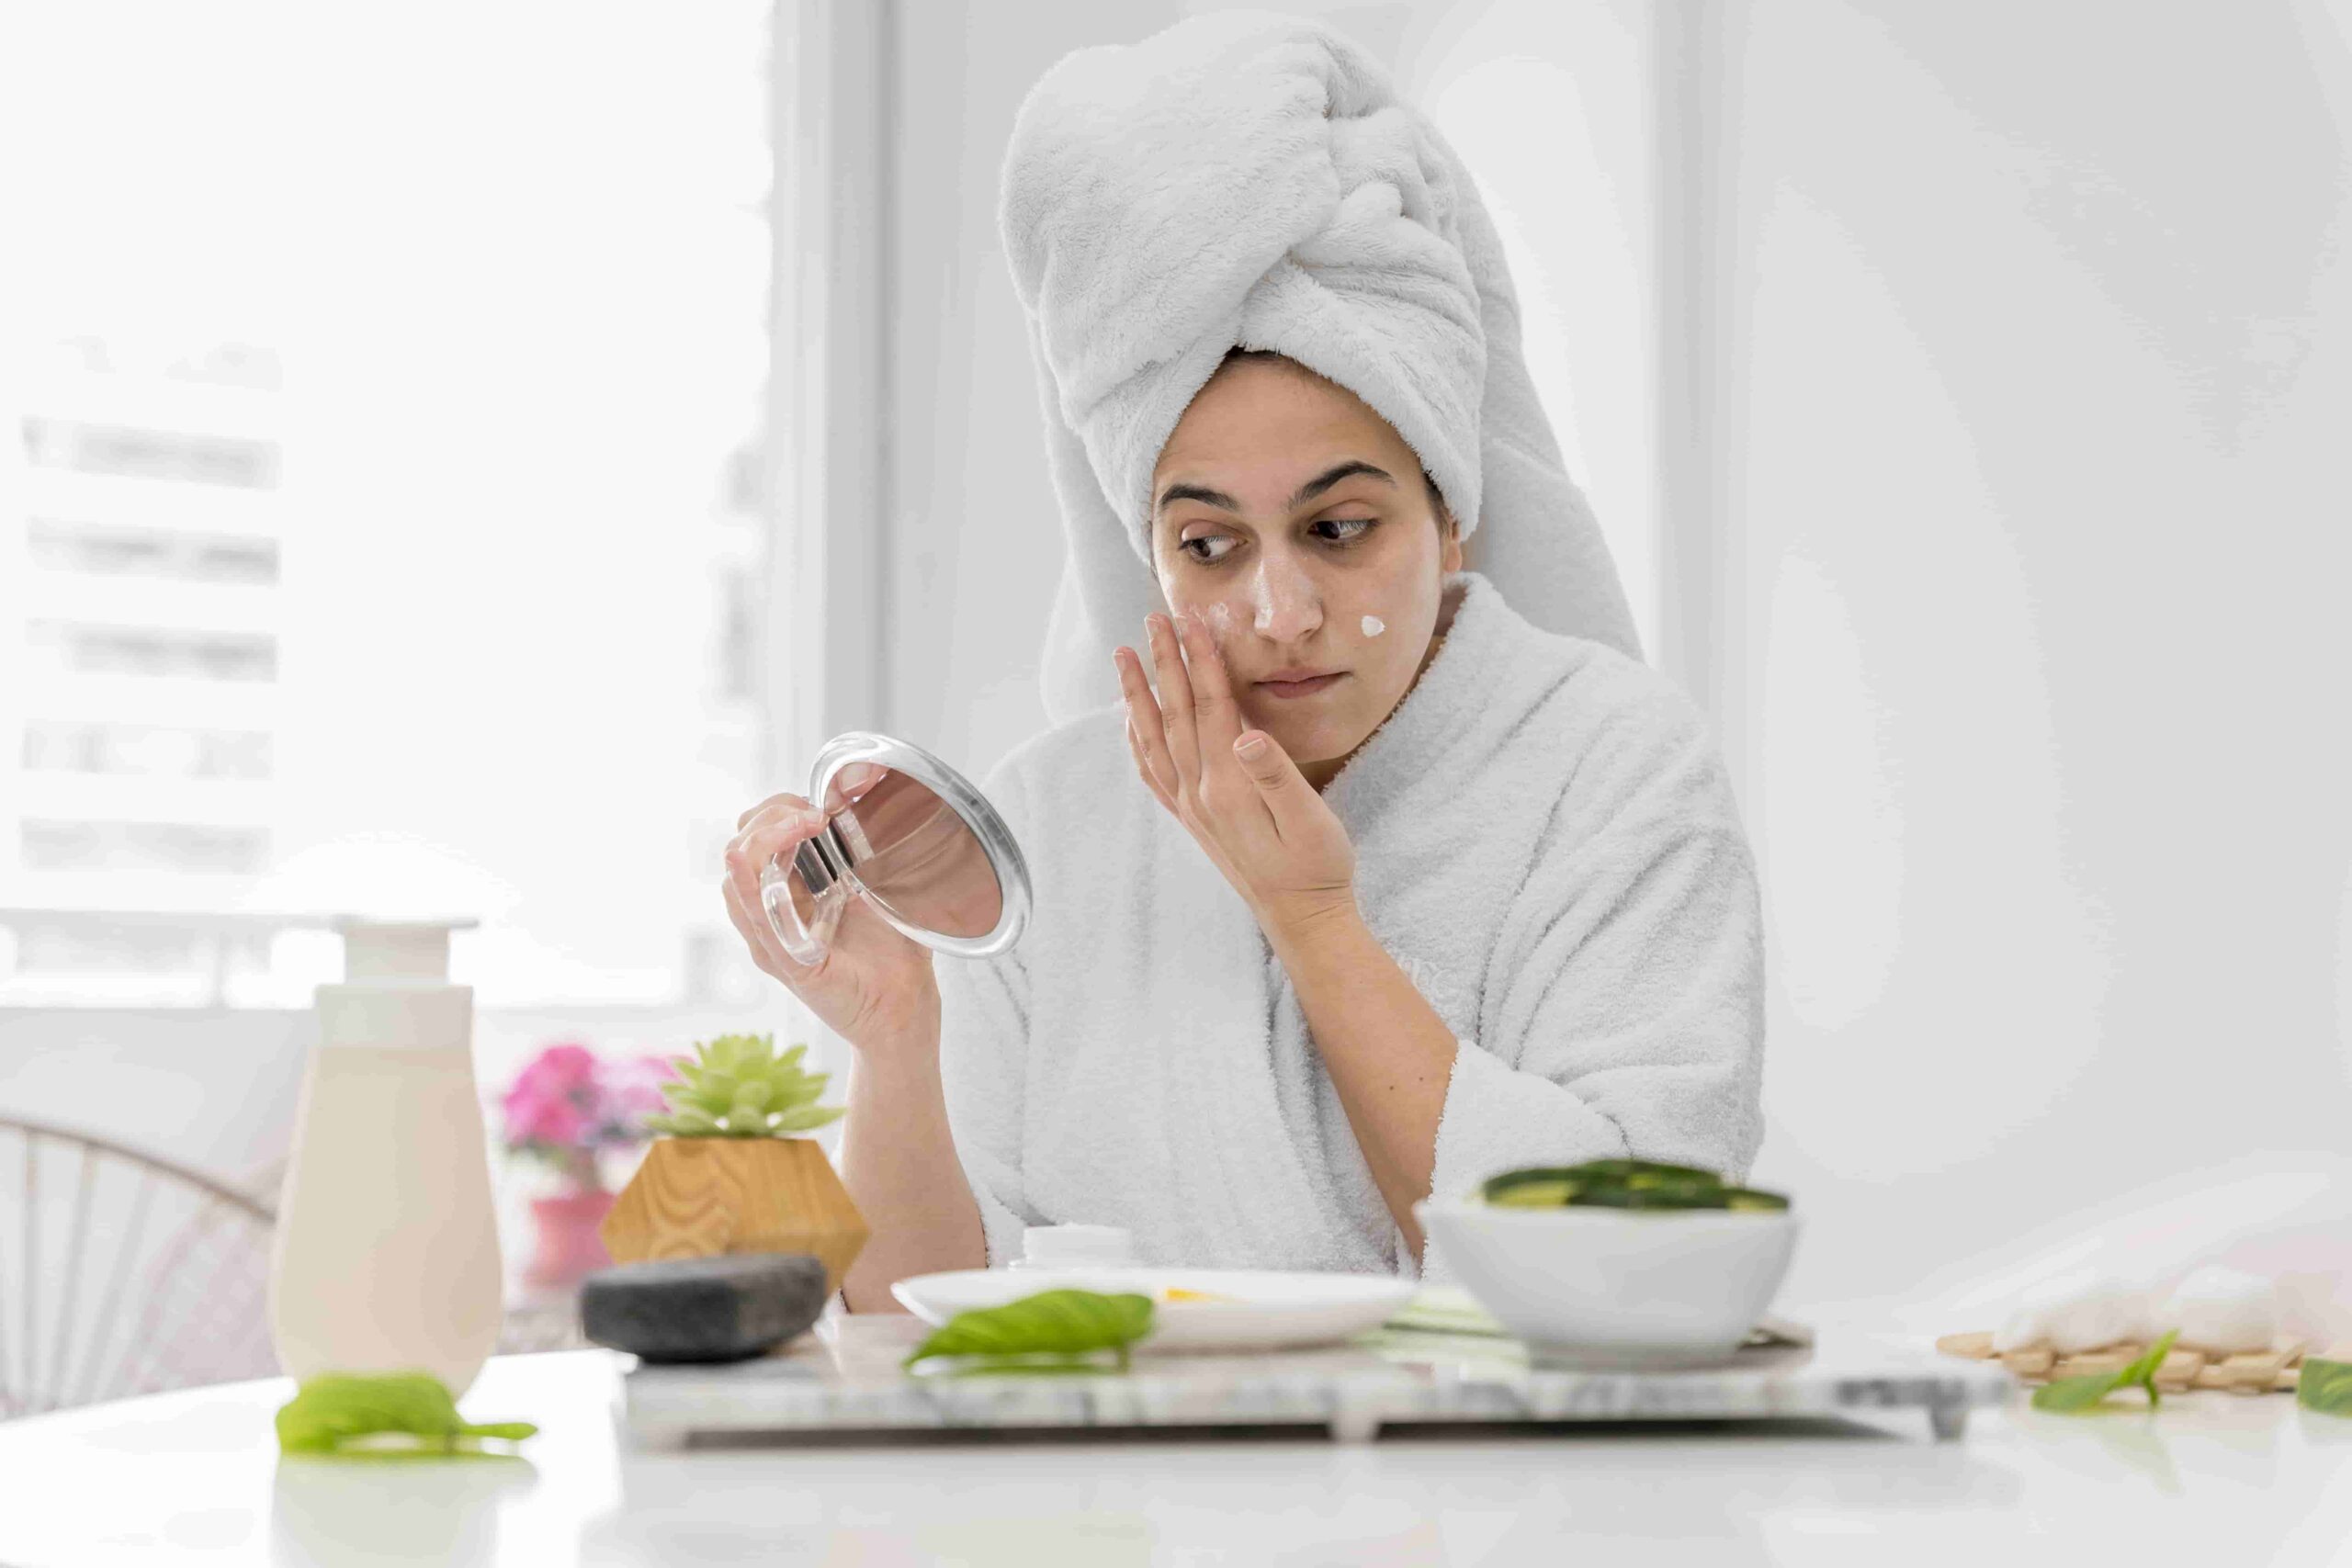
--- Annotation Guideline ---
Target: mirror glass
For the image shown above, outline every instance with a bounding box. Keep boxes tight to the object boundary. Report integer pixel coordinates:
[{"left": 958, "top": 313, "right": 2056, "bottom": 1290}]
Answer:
[
  {"left": 760, "top": 731, "right": 1030, "bottom": 965},
  {"left": 823, "top": 767, "right": 1002, "bottom": 940}
]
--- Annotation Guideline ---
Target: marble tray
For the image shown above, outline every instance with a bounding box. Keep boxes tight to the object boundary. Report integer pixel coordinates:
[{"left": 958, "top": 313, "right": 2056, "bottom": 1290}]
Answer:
[{"left": 619, "top": 1315, "right": 2013, "bottom": 1448}]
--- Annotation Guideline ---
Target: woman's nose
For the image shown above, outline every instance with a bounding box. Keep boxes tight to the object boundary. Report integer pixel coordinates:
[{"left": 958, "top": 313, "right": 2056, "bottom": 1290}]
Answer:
[{"left": 1249, "top": 556, "right": 1322, "bottom": 640}]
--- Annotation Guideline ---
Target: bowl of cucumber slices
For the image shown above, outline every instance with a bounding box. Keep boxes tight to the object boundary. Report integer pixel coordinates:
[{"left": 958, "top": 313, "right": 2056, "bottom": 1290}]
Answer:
[{"left": 1415, "top": 1159, "right": 1798, "bottom": 1362}]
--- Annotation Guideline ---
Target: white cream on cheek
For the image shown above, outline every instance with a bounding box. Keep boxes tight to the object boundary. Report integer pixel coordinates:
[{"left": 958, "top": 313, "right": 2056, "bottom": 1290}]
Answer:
[{"left": 1362, "top": 615, "right": 1385, "bottom": 637}]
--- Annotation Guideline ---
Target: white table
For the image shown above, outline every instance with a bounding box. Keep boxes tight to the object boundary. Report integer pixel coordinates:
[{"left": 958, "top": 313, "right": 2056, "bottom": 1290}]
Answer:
[{"left": 2, "top": 1344, "right": 2348, "bottom": 1566}]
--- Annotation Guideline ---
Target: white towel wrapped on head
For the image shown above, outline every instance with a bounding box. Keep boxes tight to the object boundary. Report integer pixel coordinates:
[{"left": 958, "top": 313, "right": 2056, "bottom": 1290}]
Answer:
[{"left": 1000, "top": 8, "right": 1644, "bottom": 725}]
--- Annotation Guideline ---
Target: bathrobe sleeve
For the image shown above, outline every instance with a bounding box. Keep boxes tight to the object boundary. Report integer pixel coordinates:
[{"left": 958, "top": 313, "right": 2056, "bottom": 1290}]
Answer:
[
  {"left": 934, "top": 759, "right": 1044, "bottom": 1268},
  {"left": 1427, "top": 694, "right": 1767, "bottom": 1235}
]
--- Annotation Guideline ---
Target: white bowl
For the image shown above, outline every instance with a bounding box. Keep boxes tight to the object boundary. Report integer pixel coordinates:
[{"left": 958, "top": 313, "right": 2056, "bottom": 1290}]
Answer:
[{"left": 1416, "top": 1199, "right": 1800, "bottom": 1363}]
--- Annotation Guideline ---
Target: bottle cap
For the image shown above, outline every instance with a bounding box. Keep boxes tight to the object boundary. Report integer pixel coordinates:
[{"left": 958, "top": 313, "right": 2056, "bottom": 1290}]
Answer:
[{"left": 329, "top": 917, "right": 481, "bottom": 982}]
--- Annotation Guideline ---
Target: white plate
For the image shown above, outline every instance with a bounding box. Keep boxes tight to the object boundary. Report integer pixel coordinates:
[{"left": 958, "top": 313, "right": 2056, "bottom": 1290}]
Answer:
[{"left": 890, "top": 1268, "right": 1419, "bottom": 1352}]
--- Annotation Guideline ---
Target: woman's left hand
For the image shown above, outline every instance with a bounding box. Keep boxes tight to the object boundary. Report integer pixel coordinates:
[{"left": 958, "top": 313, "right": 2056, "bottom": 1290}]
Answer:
[{"left": 1114, "top": 608, "right": 1358, "bottom": 935}]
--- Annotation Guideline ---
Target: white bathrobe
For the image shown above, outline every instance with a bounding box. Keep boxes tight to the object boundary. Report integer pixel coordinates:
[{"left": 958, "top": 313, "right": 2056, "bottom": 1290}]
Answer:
[{"left": 936, "top": 569, "right": 1766, "bottom": 1281}]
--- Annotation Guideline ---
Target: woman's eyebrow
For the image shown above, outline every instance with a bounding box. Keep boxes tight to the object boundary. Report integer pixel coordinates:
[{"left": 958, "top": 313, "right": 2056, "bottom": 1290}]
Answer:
[
  {"left": 1156, "top": 479, "right": 1238, "bottom": 513},
  {"left": 1156, "top": 459, "right": 1396, "bottom": 515},
  {"left": 1285, "top": 459, "right": 1396, "bottom": 509}
]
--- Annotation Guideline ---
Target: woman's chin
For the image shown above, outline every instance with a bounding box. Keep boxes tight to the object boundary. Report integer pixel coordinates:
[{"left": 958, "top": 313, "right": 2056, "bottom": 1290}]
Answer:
[{"left": 1247, "top": 712, "right": 1363, "bottom": 764}]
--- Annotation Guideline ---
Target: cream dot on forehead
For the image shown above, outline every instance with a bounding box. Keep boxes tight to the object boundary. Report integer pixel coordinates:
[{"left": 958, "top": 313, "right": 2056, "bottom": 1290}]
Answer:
[{"left": 1362, "top": 615, "right": 1385, "bottom": 637}]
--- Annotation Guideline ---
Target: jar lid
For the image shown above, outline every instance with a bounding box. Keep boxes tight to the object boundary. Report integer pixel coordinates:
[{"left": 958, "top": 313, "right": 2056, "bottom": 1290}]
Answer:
[{"left": 1020, "top": 1224, "right": 1136, "bottom": 1268}]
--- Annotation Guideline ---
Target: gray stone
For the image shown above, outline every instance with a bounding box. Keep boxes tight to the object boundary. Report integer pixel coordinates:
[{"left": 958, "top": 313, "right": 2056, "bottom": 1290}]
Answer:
[{"left": 580, "top": 1253, "right": 829, "bottom": 1363}]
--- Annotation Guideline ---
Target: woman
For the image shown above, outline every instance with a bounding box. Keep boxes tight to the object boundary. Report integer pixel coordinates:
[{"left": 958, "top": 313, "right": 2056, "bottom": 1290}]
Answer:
[{"left": 720, "top": 15, "right": 1765, "bottom": 1311}]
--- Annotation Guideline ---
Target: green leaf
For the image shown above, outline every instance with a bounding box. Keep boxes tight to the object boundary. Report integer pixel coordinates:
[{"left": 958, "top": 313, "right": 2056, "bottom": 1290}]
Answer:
[
  {"left": 904, "top": 1290, "right": 1155, "bottom": 1371},
  {"left": 2118, "top": 1328, "right": 2181, "bottom": 1404},
  {"left": 2030, "top": 1329, "right": 2179, "bottom": 1415},
  {"left": 707, "top": 1033, "right": 763, "bottom": 1072},
  {"left": 646, "top": 1032, "right": 840, "bottom": 1140},
  {"left": 2031, "top": 1371, "right": 2130, "bottom": 1413},
  {"left": 276, "top": 1371, "right": 537, "bottom": 1454},
  {"left": 2298, "top": 1358, "right": 2352, "bottom": 1416}
]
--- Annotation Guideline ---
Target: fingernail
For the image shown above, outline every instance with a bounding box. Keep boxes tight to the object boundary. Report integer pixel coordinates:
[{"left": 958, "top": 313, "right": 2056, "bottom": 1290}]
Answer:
[{"left": 1237, "top": 734, "right": 1268, "bottom": 759}]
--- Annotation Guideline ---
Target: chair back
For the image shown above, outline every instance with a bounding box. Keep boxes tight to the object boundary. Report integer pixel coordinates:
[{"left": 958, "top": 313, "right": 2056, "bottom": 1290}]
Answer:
[{"left": 0, "top": 1116, "right": 278, "bottom": 1417}]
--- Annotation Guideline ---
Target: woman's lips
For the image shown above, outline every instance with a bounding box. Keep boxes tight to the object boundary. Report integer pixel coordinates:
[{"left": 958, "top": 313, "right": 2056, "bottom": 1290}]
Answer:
[{"left": 1255, "top": 672, "right": 1345, "bottom": 698}]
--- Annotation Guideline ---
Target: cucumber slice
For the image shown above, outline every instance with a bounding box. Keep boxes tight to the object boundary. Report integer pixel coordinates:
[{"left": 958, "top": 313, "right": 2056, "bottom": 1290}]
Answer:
[
  {"left": 1562, "top": 1183, "right": 1723, "bottom": 1210},
  {"left": 1478, "top": 1161, "right": 1784, "bottom": 1213},
  {"left": 1564, "top": 1158, "right": 1724, "bottom": 1187},
  {"left": 1481, "top": 1167, "right": 1584, "bottom": 1201},
  {"left": 1649, "top": 1188, "right": 1731, "bottom": 1210},
  {"left": 1487, "top": 1179, "right": 1577, "bottom": 1208}
]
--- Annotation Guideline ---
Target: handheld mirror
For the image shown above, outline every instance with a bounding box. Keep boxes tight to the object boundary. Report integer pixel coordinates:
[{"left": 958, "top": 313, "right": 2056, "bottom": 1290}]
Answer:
[{"left": 759, "top": 731, "right": 1033, "bottom": 967}]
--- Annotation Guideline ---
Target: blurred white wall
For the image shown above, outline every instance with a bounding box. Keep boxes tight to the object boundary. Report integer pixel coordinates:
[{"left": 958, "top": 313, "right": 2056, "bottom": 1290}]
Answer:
[
  {"left": 879, "top": 0, "right": 2352, "bottom": 1316},
  {"left": 876, "top": 0, "right": 1116, "bottom": 769},
  {"left": 1719, "top": 0, "right": 2352, "bottom": 1313}
]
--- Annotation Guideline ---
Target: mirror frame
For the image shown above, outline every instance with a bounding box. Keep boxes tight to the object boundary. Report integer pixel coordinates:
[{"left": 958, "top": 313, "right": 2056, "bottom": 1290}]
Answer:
[{"left": 802, "top": 729, "right": 1033, "bottom": 959}]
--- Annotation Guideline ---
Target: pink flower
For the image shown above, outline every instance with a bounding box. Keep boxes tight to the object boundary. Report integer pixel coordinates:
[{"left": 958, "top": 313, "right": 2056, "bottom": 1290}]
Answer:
[
  {"left": 608, "top": 1055, "right": 677, "bottom": 1123},
  {"left": 527, "top": 1097, "right": 591, "bottom": 1148},
  {"left": 501, "top": 1042, "right": 678, "bottom": 1163},
  {"left": 503, "top": 1042, "right": 602, "bottom": 1149}
]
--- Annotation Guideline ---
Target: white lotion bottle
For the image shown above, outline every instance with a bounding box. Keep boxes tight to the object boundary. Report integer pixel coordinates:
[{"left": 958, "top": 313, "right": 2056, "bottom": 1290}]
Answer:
[{"left": 268, "top": 918, "right": 504, "bottom": 1396}]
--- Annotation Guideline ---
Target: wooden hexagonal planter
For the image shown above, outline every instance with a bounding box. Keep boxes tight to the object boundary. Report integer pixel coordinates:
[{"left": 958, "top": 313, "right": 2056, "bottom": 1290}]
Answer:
[{"left": 601, "top": 1138, "right": 869, "bottom": 1296}]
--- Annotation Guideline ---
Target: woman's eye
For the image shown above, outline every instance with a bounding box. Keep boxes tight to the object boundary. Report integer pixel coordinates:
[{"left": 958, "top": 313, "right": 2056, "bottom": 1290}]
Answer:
[{"left": 1181, "top": 516, "right": 1375, "bottom": 562}]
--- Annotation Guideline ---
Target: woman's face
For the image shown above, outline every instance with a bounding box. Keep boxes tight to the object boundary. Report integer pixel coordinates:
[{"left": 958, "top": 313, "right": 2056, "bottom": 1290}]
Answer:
[{"left": 1148, "top": 356, "right": 1463, "bottom": 784}]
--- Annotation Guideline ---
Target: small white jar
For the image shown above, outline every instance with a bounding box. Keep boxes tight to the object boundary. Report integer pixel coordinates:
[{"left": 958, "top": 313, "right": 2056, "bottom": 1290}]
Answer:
[{"left": 1011, "top": 1224, "right": 1137, "bottom": 1270}]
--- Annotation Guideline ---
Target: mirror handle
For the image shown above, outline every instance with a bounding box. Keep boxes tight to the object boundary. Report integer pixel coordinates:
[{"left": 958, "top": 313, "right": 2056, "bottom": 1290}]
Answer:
[{"left": 761, "top": 847, "right": 848, "bottom": 966}]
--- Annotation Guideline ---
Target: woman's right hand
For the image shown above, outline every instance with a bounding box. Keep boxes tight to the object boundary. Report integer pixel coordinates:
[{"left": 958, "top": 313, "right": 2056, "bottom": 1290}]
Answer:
[{"left": 721, "top": 774, "right": 939, "bottom": 1055}]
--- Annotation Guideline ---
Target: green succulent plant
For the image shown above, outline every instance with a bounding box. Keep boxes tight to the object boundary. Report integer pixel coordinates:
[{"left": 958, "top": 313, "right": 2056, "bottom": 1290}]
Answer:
[{"left": 641, "top": 1032, "right": 845, "bottom": 1139}]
